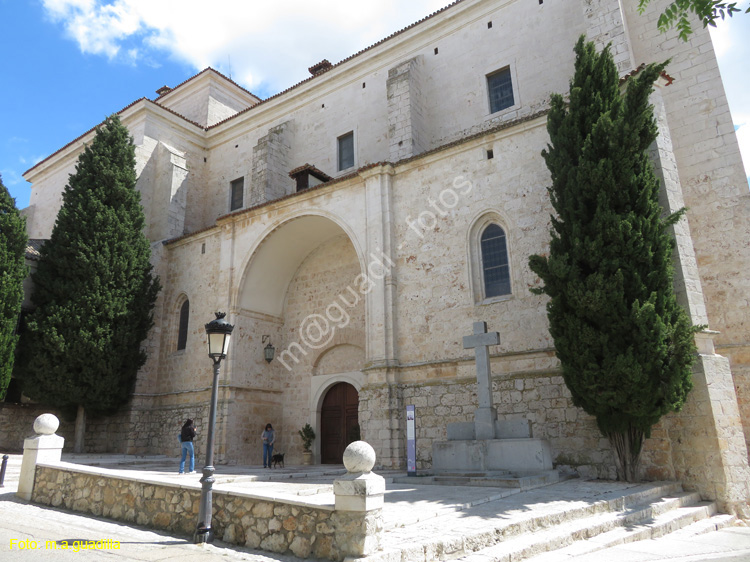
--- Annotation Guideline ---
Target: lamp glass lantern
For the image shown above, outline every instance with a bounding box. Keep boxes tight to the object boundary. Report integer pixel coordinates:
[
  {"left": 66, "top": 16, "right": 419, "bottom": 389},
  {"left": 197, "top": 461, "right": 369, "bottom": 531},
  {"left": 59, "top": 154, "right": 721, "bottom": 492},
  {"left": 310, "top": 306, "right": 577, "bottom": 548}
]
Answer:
[
  {"left": 264, "top": 342, "right": 275, "bottom": 363},
  {"left": 205, "top": 312, "right": 234, "bottom": 362}
]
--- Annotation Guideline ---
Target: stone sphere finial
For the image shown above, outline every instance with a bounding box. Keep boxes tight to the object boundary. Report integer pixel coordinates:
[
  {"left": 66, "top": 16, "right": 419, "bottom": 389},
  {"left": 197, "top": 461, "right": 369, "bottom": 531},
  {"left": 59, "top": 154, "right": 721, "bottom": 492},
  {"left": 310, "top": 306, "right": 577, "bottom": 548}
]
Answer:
[
  {"left": 33, "top": 413, "right": 60, "bottom": 435},
  {"left": 342, "top": 441, "right": 376, "bottom": 473}
]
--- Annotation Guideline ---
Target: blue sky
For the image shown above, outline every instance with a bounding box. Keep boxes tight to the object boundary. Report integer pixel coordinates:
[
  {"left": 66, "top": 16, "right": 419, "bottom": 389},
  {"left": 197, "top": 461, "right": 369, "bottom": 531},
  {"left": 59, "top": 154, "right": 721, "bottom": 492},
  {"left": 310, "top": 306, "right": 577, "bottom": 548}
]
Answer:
[{"left": 1, "top": 0, "right": 748, "bottom": 210}]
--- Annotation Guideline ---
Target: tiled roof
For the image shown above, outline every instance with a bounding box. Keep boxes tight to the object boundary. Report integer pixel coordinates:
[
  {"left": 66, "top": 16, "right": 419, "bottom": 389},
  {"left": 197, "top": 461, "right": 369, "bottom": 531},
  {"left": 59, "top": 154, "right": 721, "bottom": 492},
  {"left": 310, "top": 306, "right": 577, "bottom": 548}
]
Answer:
[
  {"left": 154, "top": 67, "right": 261, "bottom": 102},
  {"left": 620, "top": 63, "right": 675, "bottom": 86},
  {"left": 288, "top": 163, "right": 332, "bottom": 181},
  {"left": 23, "top": 98, "right": 205, "bottom": 177},
  {"left": 206, "top": 0, "right": 468, "bottom": 130}
]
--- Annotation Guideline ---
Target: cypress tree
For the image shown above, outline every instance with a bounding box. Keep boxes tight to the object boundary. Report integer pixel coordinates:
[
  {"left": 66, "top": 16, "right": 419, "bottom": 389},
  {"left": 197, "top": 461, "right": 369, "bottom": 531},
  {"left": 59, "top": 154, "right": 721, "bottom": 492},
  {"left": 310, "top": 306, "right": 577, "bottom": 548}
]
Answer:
[
  {"left": 529, "top": 37, "right": 697, "bottom": 481},
  {"left": 0, "top": 174, "right": 28, "bottom": 400},
  {"left": 17, "top": 116, "right": 160, "bottom": 442}
]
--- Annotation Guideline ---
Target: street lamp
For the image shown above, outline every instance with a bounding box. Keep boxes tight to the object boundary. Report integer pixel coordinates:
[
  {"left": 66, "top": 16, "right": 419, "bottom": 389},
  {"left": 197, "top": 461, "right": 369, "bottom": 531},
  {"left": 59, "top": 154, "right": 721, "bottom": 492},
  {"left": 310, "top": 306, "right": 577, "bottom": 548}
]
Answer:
[{"left": 194, "top": 311, "right": 234, "bottom": 544}]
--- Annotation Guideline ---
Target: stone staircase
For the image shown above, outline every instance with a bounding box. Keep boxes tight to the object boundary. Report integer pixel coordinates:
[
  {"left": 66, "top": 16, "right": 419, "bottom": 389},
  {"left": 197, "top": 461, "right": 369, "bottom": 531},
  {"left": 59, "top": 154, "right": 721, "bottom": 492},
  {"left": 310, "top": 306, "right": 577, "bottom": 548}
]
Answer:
[
  {"left": 394, "top": 470, "right": 562, "bottom": 492},
  {"left": 364, "top": 482, "right": 733, "bottom": 562}
]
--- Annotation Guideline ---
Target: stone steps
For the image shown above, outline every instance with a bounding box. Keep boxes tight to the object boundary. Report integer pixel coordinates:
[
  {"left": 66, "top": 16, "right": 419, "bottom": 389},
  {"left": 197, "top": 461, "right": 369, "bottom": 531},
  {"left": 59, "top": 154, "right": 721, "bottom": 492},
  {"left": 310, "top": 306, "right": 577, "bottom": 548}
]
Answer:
[
  {"left": 363, "top": 482, "right": 717, "bottom": 562},
  {"left": 520, "top": 510, "right": 736, "bottom": 562},
  {"left": 394, "top": 470, "right": 561, "bottom": 491},
  {"left": 458, "top": 495, "right": 714, "bottom": 561}
]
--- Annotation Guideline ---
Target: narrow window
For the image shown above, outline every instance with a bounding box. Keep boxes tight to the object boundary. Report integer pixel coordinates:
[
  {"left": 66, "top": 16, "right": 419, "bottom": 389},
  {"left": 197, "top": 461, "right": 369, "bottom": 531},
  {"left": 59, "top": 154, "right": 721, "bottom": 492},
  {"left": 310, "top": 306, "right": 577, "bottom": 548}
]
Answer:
[
  {"left": 487, "top": 68, "right": 514, "bottom": 114},
  {"left": 230, "top": 177, "right": 244, "bottom": 211},
  {"left": 338, "top": 132, "right": 354, "bottom": 171},
  {"left": 481, "top": 224, "right": 510, "bottom": 297},
  {"left": 177, "top": 300, "right": 190, "bottom": 351},
  {"left": 486, "top": 149, "right": 494, "bottom": 159}
]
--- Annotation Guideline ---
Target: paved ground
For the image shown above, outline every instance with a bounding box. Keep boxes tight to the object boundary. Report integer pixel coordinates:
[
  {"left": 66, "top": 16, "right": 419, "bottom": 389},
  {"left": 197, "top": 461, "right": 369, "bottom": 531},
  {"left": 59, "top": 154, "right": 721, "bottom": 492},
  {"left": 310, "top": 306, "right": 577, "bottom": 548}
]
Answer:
[{"left": 1, "top": 453, "right": 750, "bottom": 561}]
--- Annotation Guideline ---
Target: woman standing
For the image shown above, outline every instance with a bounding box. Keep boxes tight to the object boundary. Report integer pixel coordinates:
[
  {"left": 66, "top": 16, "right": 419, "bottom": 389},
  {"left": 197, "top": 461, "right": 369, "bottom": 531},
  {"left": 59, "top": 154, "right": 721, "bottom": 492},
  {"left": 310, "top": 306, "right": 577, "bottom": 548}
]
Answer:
[
  {"left": 179, "top": 419, "right": 196, "bottom": 474},
  {"left": 261, "top": 423, "right": 275, "bottom": 468}
]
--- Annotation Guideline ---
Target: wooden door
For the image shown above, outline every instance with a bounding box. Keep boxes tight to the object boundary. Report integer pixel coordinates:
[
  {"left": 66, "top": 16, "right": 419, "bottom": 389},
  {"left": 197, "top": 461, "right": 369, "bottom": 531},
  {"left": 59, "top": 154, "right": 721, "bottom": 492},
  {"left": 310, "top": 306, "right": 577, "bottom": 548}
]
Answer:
[{"left": 320, "top": 382, "right": 359, "bottom": 464}]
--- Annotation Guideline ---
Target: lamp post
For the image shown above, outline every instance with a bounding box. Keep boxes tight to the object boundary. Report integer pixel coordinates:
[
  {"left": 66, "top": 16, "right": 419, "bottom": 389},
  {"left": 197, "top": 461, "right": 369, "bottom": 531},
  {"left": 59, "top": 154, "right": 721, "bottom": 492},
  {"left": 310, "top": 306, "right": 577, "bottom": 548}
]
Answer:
[{"left": 194, "top": 311, "right": 234, "bottom": 544}]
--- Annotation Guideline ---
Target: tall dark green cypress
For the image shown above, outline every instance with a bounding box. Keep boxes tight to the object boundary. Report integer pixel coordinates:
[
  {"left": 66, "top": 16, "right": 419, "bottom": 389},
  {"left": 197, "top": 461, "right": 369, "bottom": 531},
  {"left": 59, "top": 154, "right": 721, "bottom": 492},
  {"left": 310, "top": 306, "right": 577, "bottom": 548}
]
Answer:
[
  {"left": 18, "top": 116, "right": 160, "bottom": 427},
  {"left": 529, "top": 37, "right": 697, "bottom": 481},
  {"left": 0, "top": 174, "right": 28, "bottom": 400}
]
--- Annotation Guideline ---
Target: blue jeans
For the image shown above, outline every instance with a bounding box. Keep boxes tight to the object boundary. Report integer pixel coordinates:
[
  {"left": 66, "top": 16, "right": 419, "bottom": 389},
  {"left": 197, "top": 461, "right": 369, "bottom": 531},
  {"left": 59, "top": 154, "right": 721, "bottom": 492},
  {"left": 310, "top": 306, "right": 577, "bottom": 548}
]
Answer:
[
  {"left": 180, "top": 441, "right": 195, "bottom": 473},
  {"left": 263, "top": 443, "right": 273, "bottom": 467}
]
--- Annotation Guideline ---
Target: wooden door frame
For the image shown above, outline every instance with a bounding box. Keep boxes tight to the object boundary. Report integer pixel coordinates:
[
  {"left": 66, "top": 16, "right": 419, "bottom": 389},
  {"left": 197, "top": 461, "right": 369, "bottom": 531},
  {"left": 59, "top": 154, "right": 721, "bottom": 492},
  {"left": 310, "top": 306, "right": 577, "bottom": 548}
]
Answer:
[{"left": 311, "top": 372, "right": 364, "bottom": 464}]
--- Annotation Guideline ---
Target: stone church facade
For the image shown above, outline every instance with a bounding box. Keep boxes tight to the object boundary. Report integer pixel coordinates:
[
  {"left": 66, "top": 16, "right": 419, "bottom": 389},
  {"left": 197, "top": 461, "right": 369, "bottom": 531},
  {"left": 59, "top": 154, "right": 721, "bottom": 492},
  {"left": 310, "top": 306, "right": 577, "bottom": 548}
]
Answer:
[{"left": 20, "top": 0, "right": 750, "bottom": 513}]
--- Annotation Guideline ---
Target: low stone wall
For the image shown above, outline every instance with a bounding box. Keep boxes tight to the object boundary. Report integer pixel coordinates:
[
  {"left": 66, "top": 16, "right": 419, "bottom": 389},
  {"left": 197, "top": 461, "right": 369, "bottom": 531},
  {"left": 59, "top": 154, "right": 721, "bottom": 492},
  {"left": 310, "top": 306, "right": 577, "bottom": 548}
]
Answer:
[{"left": 31, "top": 463, "right": 380, "bottom": 560}]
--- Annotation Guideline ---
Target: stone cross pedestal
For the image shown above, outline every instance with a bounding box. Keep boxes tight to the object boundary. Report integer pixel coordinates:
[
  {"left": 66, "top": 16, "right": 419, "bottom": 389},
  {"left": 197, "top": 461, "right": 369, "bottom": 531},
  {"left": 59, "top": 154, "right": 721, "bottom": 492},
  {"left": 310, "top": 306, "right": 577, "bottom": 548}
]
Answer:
[
  {"left": 463, "top": 321, "right": 500, "bottom": 440},
  {"left": 432, "top": 322, "right": 553, "bottom": 475}
]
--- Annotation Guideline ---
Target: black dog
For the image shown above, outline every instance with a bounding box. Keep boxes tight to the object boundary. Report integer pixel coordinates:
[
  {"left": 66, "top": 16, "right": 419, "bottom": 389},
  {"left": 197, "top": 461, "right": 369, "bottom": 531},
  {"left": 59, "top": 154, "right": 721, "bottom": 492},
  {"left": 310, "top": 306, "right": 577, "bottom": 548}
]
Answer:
[{"left": 271, "top": 452, "right": 284, "bottom": 468}]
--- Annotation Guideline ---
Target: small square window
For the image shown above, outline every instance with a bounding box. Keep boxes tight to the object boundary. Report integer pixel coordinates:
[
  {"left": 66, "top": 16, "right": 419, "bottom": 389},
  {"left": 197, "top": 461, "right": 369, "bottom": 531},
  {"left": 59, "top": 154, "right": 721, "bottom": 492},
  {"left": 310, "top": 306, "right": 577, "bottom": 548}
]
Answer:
[
  {"left": 230, "top": 177, "right": 244, "bottom": 211},
  {"left": 338, "top": 132, "right": 354, "bottom": 171},
  {"left": 487, "top": 68, "right": 514, "bottom": 114}
]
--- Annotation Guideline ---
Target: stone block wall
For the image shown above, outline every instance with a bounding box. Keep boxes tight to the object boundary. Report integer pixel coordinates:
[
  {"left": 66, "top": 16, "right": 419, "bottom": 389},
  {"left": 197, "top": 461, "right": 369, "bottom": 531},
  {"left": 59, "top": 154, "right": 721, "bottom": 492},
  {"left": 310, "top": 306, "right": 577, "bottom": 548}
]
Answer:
[
  {"left": 0, "top": 403, "right": 129, "bottom": 454},
  {"left": 250, "top": 122, "right": 293, "bottom": 206},
  {"left": 32, "top": 464, "right": 381, "bottom": 561},
  {"left": 387, "top": 56, "right": 426, "bottom": 161},
  {"left": 360, "top": 367, "right": 622, "bottom": 480}
]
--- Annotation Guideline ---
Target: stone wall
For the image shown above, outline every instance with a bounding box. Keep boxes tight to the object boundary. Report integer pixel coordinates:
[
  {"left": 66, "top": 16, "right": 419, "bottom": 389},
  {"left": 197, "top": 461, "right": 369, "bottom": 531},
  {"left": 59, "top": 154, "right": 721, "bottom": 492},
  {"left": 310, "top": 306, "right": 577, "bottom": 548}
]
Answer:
[
  {"left": 360, "top": 367, "right": 621, "bottom": 480},
  {"left": 32, "top": 463, "right": 380, "bottom": 561},
  {"left": 0, "top": 403, "right": 129, "bottom": 454}
]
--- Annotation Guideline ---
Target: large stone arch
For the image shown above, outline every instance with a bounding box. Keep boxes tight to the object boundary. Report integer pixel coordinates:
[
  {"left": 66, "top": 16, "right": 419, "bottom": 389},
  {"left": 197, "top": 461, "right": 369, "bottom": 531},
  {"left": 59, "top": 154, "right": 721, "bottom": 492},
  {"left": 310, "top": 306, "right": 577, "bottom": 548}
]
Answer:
[
  {"left": 235, "top": 211, "right": 365, "bottom": 317},
  {"left": 231, "top": 211, "right": 367, "bottom": 465}
]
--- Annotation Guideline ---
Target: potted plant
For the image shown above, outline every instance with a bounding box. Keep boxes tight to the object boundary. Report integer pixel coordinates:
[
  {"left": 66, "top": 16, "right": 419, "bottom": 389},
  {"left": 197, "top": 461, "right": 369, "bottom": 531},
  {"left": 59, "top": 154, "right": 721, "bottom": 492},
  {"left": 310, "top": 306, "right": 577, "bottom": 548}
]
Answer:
[{"left": 298, "top": 423, "right": 316, "bottom": 465}]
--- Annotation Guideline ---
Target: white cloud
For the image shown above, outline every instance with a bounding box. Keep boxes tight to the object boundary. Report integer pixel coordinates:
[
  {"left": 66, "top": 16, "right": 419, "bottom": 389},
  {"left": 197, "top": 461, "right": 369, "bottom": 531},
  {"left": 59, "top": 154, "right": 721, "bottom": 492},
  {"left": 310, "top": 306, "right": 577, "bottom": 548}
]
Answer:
[{"left": 41, "top": 0, "right": 452, "bottom": 93}]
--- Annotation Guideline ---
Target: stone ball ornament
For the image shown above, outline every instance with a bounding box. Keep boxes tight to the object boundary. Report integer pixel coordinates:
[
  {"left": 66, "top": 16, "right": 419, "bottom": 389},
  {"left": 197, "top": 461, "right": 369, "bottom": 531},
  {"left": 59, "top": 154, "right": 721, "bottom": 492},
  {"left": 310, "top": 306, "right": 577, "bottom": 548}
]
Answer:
[
  {"left": 342, "top": 440, "right": 376, "bottom": 473},
  {"left": 33, "top": 413, "right": 60, "bottom": 435}
]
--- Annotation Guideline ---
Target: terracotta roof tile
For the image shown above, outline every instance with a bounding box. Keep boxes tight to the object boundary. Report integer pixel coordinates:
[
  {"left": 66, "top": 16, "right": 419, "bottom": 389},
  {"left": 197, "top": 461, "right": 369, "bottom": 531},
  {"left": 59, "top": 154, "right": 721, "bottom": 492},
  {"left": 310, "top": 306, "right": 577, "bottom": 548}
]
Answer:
[
  {"left": 619, "top": 63, "right": 675, "bottom": 86},
  {"left": 206, "top": 0, "right": 467, "bottom": 130},
  {"left": 288, "top": 163, "right": 332, "bottom": 181},
  {"left": 154, "top": 67, "right": 261, "bottom": 102}
]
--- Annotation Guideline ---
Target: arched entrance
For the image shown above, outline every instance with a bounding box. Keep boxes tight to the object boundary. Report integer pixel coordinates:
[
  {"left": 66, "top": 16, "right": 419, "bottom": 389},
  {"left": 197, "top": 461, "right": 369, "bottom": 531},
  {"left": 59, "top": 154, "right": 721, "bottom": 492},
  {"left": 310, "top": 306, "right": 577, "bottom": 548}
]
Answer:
[{"left": 320, "top": 382, "right": 359, "bottom": 464}]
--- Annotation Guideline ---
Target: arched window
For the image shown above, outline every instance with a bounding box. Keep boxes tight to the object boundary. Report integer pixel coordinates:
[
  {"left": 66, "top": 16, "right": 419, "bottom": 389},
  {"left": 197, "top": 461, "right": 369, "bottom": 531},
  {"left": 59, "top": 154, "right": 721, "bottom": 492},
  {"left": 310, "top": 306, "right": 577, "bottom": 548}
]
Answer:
[
  {"left": 177, "top": 300, "right": 189, "bottom": 351},
  {"left": 480, "top": 224, "right": 510, "bottom": 298}
]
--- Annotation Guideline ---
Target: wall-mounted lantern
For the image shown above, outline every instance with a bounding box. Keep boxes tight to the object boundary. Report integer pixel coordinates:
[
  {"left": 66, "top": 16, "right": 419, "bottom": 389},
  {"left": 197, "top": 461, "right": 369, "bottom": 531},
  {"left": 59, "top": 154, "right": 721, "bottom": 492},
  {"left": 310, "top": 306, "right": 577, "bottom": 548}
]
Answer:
[{"left": 262, "top": 335, "right": 275, "bottom": 363}]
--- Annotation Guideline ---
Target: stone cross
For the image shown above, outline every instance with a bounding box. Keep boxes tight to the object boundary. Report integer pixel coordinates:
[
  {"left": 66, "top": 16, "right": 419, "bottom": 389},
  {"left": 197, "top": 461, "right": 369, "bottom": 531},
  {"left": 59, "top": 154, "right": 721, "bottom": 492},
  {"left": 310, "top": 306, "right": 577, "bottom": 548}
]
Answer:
[{"left": 463, "top": 321, "right": 500, "bottom": 440}]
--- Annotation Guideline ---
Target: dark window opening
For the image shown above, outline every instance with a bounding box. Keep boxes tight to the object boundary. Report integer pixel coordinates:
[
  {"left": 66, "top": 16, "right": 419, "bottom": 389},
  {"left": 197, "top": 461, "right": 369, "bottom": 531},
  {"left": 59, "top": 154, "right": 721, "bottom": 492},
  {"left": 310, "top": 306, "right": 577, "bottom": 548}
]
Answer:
[
  {"left": 481, "top": 224, "right": 511, "bottom": 297},
  {"left": 230, "top": 177, "right": 244, "bottom": 211},
  {"left": 434, "top": 47, "right": 439, "bottom": 55},
  {"left": 488, "top": 21, "right": 493, "bottom": 29},
  {"left": 177, "top": 300, "right": 189, "bottom": 351},
  {"left": 487, "top": 149, "right": 494, "bottom": 159},
  {"left": 487, "top": 67, "right": 514, "bottom": 114},
  {"left": 338, "top": 132, "right": 354, "bottom": 171}
]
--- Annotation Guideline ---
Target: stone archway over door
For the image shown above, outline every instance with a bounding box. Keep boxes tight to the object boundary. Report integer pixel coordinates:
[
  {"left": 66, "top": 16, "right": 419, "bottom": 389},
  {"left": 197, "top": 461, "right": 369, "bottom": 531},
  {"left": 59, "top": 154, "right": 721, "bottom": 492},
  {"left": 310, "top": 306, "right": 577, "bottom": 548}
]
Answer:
[{"left": 321, "top": 382, "right": 359, "bottom": 464}]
